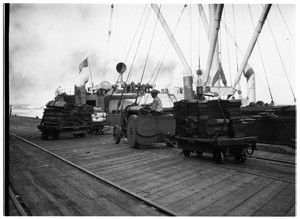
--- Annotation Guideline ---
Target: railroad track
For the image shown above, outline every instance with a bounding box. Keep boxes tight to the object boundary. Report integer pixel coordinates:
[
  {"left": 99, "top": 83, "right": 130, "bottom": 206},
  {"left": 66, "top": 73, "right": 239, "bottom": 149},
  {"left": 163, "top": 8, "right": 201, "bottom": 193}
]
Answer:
[
  {"left": 9, "top": 132, "right": 175, "bottom": 216},
  {"left": 8, "top": 185, "right": 30, "bottom": 216}
]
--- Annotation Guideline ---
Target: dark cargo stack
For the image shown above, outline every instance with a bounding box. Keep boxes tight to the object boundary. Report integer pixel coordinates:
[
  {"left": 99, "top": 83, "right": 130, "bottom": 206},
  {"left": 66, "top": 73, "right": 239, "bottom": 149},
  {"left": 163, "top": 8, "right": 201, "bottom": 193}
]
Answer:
[
  {"left": 173, "top": 99, "right": 244, "bottom": 138},
  {"left": 41, "top": 100, "right": 93, "bottom": 127}
]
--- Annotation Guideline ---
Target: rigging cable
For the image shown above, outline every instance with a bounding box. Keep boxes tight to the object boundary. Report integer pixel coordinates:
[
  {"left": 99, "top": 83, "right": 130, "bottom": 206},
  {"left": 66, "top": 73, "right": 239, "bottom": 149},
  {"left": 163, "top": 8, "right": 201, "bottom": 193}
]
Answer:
[
  {"left": 273, "top": 5, "right": 295, "bottom": 65},
  {"left": 232, "top": 5, "right": 239, "bottom": 72},
  {"left": 266, "top": 11, "right": 296, "bottom": 103},
  {"left": 189, "top": 4, "right": 193, "bottom": 70},
  {"left": 135, "top": 4, "right": 161, "bottom": 104},
  {"left": 147, "top": 4, "right": 187, "bottom": 86},
  {"left": 142, "top": 4, "right": 187, "bottom": 104},
  {"left": 117, "top": 5, "right": 152, "bottom": 111},
  {"left": 103, "top": 4, "right": 114, "bottom": 80},
  {"left": 223, "top": 8, "right": 232, "bottom": 86},
  {"left": 276, "top": 4, "right": 295, "bottom": 44},
  {"left": 198, "top": 4, "right": 201, "bottom": 69},
  {"left": 124, "top": 5, "right": 148, "bottom": 64},
  {"left": 139, "top": 5, "right": 161, "bottom": 85},
  {"left": 248, "top": 5, "right": 274, "bottom": 104}
]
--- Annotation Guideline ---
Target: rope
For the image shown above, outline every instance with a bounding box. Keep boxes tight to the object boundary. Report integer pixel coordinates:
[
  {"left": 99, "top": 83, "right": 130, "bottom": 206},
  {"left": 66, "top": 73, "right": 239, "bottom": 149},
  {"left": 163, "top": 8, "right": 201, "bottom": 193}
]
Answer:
[
  {"left": 189, "top": 5, "right": 192, "bottom": 70},
  {"left": 276, "top": 4, "right": 295, "bottom": 44},
  {"left": 103, "top": 4, "right": 114, "bottom": 79},
  {"left": 139, "top": 5, "right": 161, "bottom": 85},
  {"left": 135, "top": 5, "right": 161, "bottom": 105},
  {"left": 248, "top": 5, "right": 274, "bottom": 104},
  {"left": 116, "top": 5, "right": 149, "bottom": 111},
  {"left": 124, "top": 5, "right": 148, "bottom": 63},
  {"left": 232, "top": 5, "right": 239, "bottom": 72},
  {"left": 266, "top": 16, "right": 296, "bottom": 103},
  {"left": 223, "top": 8, "right": 232, "bottom": 86},
  {"left": 221, "top": 21, "right": 244, "bottom": 57},
  {"left": 148, "top": 4, "right": 188, "bottom": 86},
  {"left": 141, "top": 4, "right": 188, "bottom": 105},
  {"left": 198, "top": 4, "right": 201, "bottom": 69}
]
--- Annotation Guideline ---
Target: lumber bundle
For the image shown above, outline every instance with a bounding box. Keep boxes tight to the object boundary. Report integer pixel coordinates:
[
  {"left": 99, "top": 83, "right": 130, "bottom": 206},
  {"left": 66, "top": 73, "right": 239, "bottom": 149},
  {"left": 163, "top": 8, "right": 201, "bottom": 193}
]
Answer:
[
  {"left": 173, "top": 99, "right": 244, "bottom": 138},
  {"left": 41, "top": 100, "right": 93, "bottom": 127}
]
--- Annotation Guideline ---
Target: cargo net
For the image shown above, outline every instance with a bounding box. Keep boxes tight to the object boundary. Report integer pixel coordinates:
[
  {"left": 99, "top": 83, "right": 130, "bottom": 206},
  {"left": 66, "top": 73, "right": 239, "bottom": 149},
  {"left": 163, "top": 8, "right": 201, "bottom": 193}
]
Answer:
[{"left": 173, "top": 99, "right": 244, "bottom": 139}]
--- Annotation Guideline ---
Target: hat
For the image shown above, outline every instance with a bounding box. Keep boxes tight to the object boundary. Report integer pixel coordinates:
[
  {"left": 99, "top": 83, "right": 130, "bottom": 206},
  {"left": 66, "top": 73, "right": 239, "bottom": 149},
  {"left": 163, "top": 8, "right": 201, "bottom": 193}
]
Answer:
[{"left": 150, "top": 89, "right": 159, "bottom": 94}]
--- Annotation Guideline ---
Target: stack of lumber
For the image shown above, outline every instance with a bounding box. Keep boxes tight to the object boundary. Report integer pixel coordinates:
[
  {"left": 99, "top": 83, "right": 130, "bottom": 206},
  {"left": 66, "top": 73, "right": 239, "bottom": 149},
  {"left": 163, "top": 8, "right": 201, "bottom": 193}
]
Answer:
[
  {"left": 41, "top": 100, "right": 93, "bottom": 127},
  {"left": 173, "top": 99, "right": 244, "bottom": 138}
]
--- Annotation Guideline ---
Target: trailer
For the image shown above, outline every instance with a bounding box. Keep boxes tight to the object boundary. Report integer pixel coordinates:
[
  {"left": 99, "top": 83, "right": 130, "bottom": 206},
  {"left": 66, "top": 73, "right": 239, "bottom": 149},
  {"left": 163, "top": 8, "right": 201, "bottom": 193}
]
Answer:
[
  {"left": 38, "top": 124, "right": 90, "bottom": 140},
  {"left": 173, "top": 99, "right": 258, "bottom": 164},
  {"left": 176, "top": 135, "right": 257, "bottom": 164}
]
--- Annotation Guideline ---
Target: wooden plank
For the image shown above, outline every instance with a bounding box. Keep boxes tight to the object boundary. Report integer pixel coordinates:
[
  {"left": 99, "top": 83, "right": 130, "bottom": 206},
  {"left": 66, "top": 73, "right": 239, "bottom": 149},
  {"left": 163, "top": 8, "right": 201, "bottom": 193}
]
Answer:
[
  {"left": 153, "top": 169, "right": 237, "bottom": 206},
  {"left": 171, "top": 172, "right": 257, "bottom": 216},
  {"left": 9, "top": 167, "right": 64, "bottom": 216},
  {"left": 285, "top": 204, "right": 295, "bottom": 216},
  {"left": 82, "top": 151, "right": 160, "bottom": 170},
  {"left": 193, "top": 176, "right": 274, "bottom": 215},
  {"left": 123, "top": 164, "right": 204, "bottom": 191},
  {"left": 10, "top": 135, "right": 165, "bottom": 216},
  {"left": 226, "top": 180, "right": 289, "bottom": 216},
  {"left": 135, "top": 164, "right": 221, "bottom": 198},
  {"left": 106, "top": 158, "right": 182, "bottom": 182},
  {"left": 253, "top": 183, "right": 295, "bottom": 216},
  {"left": 91, "top": 154, "right": 174, "bottom": 174}
]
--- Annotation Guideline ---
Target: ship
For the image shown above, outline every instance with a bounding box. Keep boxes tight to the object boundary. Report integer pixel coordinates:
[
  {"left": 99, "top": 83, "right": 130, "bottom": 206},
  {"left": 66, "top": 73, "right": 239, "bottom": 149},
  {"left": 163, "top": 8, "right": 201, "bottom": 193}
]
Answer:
[{"left": 55, "top": 4, "right": 295, "bottom": 148}]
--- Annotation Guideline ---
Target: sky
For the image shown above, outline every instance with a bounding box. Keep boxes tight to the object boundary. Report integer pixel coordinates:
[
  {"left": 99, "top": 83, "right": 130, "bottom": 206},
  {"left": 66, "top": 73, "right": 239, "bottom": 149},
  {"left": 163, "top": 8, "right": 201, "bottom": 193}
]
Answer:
[{"left": 7, "top": 2, "right": 297, "bottom": 106}]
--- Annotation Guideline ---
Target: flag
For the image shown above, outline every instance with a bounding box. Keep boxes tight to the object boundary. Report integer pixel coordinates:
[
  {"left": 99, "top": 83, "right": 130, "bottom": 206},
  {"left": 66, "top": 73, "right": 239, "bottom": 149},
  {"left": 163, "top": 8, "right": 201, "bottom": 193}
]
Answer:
[{"left": 79, "top": 57, "right": 88, "bottom": 73}]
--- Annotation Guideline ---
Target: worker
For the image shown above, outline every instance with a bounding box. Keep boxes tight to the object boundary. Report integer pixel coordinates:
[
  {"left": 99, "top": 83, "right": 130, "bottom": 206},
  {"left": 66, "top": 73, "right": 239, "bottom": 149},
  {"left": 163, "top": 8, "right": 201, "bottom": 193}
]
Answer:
[{"left": 149, "top": 89, "right": 163, "bottom": 113}]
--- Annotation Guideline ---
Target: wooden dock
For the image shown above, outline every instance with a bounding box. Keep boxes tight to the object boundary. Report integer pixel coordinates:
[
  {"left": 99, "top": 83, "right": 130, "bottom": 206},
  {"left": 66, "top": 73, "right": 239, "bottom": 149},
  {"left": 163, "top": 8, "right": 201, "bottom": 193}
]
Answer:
[{"left": 8, "top": 116, "right": 295, "bottom": 216}]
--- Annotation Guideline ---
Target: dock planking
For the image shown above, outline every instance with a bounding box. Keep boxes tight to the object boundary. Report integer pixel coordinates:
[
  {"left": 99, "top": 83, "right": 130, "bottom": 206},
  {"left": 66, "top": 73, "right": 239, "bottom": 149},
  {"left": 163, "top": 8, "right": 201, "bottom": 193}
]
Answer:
[
  {"left": 9, "top": 116, "right": 296, "bottom": 216},
  {"left": 9, "top": 136, "right": 165, "bottom": 216}
]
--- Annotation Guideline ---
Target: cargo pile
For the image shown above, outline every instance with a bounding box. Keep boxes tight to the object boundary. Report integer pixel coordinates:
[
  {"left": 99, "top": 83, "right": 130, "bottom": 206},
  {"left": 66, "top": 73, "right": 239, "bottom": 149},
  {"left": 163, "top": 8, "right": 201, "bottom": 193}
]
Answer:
[
  {"left": 92, "top": 107, "right": 107, "bottom": 122},
  {"left": 173, "top": 99, "right": 244, "bottom": 138},
  {"left": 41, "top": 100, "right": 93, "bottom": 127}
]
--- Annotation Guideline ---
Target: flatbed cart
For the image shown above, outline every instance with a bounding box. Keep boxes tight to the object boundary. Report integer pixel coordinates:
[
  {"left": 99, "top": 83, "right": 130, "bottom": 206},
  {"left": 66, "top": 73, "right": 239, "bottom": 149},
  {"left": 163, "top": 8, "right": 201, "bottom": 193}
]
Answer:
[
  {"left": 176, "top": 136, "right": 257, "bottom": 164},
  {"left": 37, "top": 124, "right": 90, "bottom": 140}
]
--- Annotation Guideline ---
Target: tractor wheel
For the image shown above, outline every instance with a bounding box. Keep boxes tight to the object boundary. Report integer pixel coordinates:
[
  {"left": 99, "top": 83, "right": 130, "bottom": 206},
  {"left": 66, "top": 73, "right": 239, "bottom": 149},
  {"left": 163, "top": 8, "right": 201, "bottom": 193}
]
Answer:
[{"left": 127, "top": 115, "right": 139, "bottom": 149}]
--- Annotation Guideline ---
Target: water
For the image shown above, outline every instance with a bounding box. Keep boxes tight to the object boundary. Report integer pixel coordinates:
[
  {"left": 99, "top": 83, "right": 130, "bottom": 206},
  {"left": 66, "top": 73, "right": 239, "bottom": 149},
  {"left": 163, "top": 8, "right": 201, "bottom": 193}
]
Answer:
[{"left": 12, "top": 109, "right": 44, "bottom": 119}]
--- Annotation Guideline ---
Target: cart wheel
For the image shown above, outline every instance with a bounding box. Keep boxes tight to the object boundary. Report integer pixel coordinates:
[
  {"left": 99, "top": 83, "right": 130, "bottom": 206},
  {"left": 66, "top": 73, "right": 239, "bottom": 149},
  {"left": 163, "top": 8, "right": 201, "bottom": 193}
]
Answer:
[
  {"left": 41, "top": 133, "right": 47, "bottom": 140},
  {"left": 196, "top": 151, "right": 203, "bottom": 157},
  {"left": 182, "top": 149, "right": 191, "bottom": 157},
  {"left": 53, "top": 133, "right": 60, "bottom": 140},
  {"left": 213, "top": 150, "right": 224, "bottom": 164},
  {"left": 235, "top": 149, "right": 247, "bottom": 163},
  {"left": 113, "top": 125, "right": 121, "bottom": 144},
  {"left": 127, "top": 115, "right": 139, "bottom": 149}
]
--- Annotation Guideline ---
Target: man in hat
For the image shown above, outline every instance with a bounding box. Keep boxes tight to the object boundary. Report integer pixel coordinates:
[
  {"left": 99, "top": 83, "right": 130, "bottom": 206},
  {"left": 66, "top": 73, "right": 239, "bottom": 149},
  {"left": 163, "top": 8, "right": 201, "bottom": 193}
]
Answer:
[{"left": 149, "top": 89, "right": 163, "bottom": 113}]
